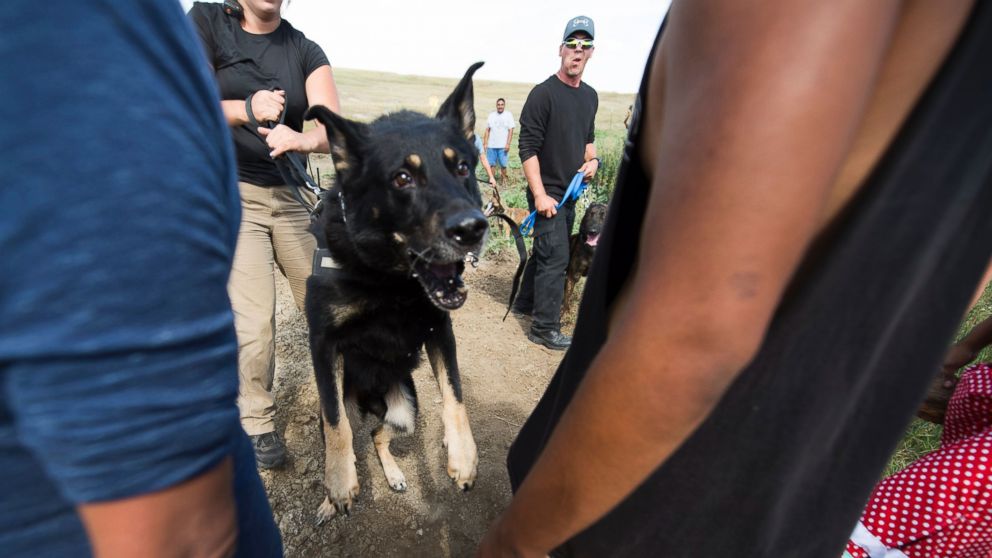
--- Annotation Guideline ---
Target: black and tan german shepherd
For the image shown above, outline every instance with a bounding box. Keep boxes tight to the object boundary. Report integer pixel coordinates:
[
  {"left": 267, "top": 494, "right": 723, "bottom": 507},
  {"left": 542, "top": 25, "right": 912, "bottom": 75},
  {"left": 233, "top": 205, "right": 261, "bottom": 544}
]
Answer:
[{"left": 303, "top": 63, "right": 487, "bottom": 522}]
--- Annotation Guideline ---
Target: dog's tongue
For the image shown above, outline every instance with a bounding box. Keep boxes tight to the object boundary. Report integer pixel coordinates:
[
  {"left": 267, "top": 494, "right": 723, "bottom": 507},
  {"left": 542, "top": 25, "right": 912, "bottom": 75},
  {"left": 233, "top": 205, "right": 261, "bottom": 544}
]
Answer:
[{"left": 586, "top": 233, "right": 600, "bottom": 247}]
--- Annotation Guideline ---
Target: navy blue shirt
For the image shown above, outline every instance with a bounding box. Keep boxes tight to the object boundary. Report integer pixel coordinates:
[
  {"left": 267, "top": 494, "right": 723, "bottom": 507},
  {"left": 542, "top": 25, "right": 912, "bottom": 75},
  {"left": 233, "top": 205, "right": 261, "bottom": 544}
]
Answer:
[{"left": 0, "top": 1, "right": 280, "bottom": 556}]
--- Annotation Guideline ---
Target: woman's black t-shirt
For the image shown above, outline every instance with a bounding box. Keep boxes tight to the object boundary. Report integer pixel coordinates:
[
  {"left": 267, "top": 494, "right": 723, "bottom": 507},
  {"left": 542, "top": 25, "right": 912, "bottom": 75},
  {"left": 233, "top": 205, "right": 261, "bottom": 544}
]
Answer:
[{"left": 189, "top": 2, "right": 328, "bottom": 186}]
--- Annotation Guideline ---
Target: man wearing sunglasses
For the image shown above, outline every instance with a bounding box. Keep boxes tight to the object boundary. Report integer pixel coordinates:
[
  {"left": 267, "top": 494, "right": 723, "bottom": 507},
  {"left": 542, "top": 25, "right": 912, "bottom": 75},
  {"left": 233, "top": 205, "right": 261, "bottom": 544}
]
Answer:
[{"left": 512, "top": 15, "right": 600, "bottom": 351}]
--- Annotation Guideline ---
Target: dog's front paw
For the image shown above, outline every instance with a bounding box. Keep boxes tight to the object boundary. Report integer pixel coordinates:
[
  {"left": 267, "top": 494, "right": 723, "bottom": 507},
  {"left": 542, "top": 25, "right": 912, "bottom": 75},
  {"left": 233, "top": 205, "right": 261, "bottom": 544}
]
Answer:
[
  {"left": 385, "top": 468, "right": 408, "bottom": 492},
  {"left": 315, "top": 485, "right": 359, "bottom": 523},
  {"left": 314, "top": 488, "right": 358, "bottom": 524},
  {"left": 445, "top": 431, "right": 478, "bottom": 491},
  {"left": 317, "top": 458, "right": 360, "bottom": 522}
]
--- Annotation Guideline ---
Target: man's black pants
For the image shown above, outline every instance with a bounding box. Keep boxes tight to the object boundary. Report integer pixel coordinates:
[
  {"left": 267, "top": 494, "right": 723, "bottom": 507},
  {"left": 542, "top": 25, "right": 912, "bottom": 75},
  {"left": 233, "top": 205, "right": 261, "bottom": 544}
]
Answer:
[{"left": 514, "top": 199, "right": 576, "bottom": 333}]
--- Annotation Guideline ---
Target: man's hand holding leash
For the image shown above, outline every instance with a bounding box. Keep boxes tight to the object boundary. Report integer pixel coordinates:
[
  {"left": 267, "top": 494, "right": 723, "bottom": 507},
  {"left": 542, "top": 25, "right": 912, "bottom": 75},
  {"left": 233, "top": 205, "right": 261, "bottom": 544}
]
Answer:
[
  {"left": 534, "top": 193, "right": 558, "bottom": 218},
  {"left": 578, "top": 157, "right": 599, "bottom": 181}
]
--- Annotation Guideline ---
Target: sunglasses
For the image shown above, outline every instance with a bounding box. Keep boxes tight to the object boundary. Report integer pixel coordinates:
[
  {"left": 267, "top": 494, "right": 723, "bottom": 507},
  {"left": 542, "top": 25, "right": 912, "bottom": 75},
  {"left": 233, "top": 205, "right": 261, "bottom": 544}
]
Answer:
[{"left": 562, "top": 38, "right": 594, "bottom": 50}]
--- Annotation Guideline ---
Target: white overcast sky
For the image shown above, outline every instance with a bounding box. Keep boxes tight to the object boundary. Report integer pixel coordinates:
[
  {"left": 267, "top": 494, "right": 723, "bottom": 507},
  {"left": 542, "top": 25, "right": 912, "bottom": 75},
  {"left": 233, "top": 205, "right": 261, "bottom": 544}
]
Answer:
[{"left": 180, "top": 1, "right": 671, "bottom": 93}]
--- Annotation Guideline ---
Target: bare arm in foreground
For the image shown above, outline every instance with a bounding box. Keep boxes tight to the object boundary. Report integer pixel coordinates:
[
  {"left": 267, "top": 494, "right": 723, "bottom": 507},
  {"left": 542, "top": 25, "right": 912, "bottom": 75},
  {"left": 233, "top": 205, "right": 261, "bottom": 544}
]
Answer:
[
  {"left": 78, "top": 458, "right": 236, "bottom": 558},
  {"left": 477, "top": 1, "right": 909, "bottom": 555}
]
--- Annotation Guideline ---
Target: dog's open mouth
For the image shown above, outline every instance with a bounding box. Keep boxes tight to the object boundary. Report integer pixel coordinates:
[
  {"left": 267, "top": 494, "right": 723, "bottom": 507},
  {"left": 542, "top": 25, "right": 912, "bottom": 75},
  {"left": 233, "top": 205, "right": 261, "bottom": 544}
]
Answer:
[
  {"left": 585, "top": 233, "right": 601, "bottom": 247},
  {"left": 411, "top": 257, "right": 468, "bottom": 310}
]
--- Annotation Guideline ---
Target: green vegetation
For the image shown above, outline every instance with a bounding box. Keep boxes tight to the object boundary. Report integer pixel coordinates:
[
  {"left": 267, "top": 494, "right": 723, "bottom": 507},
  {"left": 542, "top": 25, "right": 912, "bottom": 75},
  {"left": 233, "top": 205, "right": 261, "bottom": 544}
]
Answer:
[
  {"left": 499, "top": 187, "right": 529, "bottom": 213},
  {"left": 589, "top": 136, "right": 625, "bottom": 204}
]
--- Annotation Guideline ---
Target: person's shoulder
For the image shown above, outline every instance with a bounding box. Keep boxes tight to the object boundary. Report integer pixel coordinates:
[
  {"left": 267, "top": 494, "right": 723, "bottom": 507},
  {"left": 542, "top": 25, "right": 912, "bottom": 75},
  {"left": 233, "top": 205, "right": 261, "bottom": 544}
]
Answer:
[
  {"left": 188, "top": 1, "right": 223, "bottom": 23},
  {"left": 281, "top": 19, "right": 319, "bottom": 47},
  {"left": 538, "top": 75, "right": 559, "bottom": 90},
  {"left": 528, "top": 77, "right": 556, "bottom": 98},
  {"left": 281, "top": 19, "right": 329, "bottom": 65},
  {"left": 188, "top": 1, "right": 214, "bottom": 14},
  {"left": 281, "top": 19, "right": 304, "bottom": 39},
  {"left": 579, "top": 81, "right": 598, "bottom": 96}
]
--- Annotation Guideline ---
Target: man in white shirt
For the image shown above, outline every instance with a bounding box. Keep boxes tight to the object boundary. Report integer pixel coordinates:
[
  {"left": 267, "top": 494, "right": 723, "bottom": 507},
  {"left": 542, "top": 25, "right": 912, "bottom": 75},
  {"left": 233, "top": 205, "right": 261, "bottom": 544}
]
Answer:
[{"left": 484, "top": 98, "right": 515, "bottom": 187}]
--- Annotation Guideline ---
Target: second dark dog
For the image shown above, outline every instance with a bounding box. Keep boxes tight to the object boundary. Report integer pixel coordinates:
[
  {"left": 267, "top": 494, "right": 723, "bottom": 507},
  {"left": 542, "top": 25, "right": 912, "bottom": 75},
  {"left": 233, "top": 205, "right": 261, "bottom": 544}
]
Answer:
[{"left": 562, "top": 202, "right": 608, "bottom": 317}]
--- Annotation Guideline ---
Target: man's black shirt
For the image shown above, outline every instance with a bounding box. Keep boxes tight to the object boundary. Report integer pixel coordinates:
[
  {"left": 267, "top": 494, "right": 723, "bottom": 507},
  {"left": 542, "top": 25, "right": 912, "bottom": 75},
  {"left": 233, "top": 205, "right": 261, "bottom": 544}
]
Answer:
[{"left": 518, "top": 75, "right": 598, "bottom": 201}]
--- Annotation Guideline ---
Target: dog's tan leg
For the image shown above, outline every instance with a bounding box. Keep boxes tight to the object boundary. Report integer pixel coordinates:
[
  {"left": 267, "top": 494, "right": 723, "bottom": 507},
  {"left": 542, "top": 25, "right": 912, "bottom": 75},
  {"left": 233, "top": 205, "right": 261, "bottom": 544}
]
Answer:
[
  {"left": 373, "top": 423, "right": 407, "bottom": 492},
  {"left": 373, "top": 381, "right": 416, "bottom": 491},
  {"left": 316, "top": 353, "right": 359, "bottom": 524},
  {"left": 426, "top": 322, "right": 477, "bottom": 491}
]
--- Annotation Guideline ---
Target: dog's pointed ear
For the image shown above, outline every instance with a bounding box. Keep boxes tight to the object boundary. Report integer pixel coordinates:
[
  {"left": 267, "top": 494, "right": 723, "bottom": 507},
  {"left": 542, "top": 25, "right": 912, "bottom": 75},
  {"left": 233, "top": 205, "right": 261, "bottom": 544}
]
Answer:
[
  {"left": 305, "top": 105, "right": 368, "bottom": 181},
  {"left": 436, "top": 61, "right": 484, "bottom": 141}
]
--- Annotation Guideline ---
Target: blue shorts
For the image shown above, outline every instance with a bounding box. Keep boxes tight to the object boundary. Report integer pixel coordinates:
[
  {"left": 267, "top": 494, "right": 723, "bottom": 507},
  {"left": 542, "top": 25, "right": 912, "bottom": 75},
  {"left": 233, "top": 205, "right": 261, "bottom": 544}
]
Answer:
[{"left": 487, "top": 147, "right": 510, "bottom": 168}]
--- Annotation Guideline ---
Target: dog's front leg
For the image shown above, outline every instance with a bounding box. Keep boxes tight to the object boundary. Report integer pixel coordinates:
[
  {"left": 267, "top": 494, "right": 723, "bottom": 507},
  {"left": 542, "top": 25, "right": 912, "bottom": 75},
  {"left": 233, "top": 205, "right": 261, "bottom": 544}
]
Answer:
[
  {"left": 312, "top": 342, "right": 359, "bottom": 523},
  {"left": 426, "top": 316, "right": 477, "bottom": 491}
]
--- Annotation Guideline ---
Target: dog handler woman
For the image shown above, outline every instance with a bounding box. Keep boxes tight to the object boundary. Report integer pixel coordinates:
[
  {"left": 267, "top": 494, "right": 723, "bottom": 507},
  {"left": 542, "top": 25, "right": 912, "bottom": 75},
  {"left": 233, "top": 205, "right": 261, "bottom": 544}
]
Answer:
[{"left": 189, "top": 0, "right": 340, "bottom": 469}]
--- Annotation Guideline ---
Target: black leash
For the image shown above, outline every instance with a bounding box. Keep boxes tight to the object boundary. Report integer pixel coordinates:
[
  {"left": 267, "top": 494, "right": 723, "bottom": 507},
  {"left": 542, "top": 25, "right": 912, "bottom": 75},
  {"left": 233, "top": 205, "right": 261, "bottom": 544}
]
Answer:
[
  {"left": 488, "top": 213, "right": 528, "bottom": 321},
  {"left": 244, "top": 91, "right": 324, "bottom": 222},
  {"left": 481, "top": 180, "right": 528, "bottom": 320}
]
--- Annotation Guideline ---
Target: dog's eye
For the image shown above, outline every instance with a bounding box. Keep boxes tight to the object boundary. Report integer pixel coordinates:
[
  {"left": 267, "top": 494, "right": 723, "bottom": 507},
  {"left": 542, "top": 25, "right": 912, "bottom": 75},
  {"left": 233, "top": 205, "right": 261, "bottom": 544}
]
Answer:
[
  {"left": 392, "top": 171, "right": 415, "bottom": 189},
  {"left": 456, "top": 161, "right": 470, "bottom": 177}
]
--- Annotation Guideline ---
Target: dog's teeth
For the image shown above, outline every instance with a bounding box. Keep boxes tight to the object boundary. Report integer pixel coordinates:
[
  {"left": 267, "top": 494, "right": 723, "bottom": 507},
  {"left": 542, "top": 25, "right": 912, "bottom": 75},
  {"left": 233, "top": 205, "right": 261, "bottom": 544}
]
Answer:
[
  {"left": 447, "top": 279, "right": 454, "bottom": 285},
  {"left": 435, "top": 290, "right": 444, "bottom": 298},
  {"left": 412, "top": 273, "right": 418, "bottom": 278},
  {"left": 429, "top": 327, "right": 434, "bottom": 332}
]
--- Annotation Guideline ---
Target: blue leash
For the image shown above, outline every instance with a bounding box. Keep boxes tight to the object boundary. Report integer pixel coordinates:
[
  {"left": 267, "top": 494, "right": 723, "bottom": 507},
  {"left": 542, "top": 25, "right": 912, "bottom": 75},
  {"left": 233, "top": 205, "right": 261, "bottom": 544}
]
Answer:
[{"left": 519, "top": 172, "right": 588, "bottom": 236}]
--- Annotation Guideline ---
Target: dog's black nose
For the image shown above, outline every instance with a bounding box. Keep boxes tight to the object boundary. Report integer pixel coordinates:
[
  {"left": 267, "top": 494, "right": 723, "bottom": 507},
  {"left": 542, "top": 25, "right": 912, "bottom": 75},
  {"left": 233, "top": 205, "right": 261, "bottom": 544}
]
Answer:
[{"left": 444, "top": 210, "right": 488, "bottom": 246}]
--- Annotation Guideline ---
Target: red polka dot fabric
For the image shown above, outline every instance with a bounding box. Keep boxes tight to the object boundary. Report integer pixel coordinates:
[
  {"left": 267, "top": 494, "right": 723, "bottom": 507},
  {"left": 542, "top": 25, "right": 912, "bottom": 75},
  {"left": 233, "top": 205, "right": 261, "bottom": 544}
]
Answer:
[{"left": 846, "top": 363, "right": 992, "bottom": 558}]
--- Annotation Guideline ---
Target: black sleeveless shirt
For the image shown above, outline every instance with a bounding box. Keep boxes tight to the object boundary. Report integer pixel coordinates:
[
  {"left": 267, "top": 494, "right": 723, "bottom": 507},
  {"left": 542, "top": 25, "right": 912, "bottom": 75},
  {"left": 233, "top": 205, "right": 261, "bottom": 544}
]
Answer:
[{"left": 507, "top": 5, "right": 992, "bottom": 557}]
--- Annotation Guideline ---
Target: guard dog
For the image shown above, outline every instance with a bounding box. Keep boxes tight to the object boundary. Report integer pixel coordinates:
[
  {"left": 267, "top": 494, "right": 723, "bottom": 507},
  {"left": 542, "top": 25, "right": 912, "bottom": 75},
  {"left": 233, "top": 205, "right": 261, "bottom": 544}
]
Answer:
[
  {"left": 303, "top": 63, "right": 487, "bottom": 522},
  {"left": 562, "top": 202, "right": 607, "bottom": 317}
]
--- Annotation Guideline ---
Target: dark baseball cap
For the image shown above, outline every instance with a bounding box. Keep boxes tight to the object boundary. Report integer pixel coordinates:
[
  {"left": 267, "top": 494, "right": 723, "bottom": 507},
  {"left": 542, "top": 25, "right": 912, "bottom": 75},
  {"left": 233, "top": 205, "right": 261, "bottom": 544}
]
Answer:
[{"left": 563, "top": 15, "right": 595, "bottom": 41}]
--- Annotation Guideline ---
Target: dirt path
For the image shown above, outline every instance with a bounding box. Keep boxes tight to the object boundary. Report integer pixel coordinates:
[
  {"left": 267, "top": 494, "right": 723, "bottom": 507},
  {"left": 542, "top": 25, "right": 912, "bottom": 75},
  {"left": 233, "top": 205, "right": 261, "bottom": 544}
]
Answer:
[{"left": 263, "top": 256, "right": 566, "bottom": 557}]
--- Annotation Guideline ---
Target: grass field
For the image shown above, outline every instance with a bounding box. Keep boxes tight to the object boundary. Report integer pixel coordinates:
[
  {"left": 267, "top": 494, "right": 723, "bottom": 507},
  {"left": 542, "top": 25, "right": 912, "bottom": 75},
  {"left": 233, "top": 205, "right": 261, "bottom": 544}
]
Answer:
[
  {"left": 333, "top": 66, "right": 634, "bottom": 135},
  {"left": 311, "top": 67, "right": 633, "bottom": 258},
  {"left": 327, "top": 66, "right": 631, "bottom": 198},
  {"left": 302, "top": 68, "right": 634, "bottom": 262},
  {"left": 319, "top": 67, "right": 992, "bottom": 481}
]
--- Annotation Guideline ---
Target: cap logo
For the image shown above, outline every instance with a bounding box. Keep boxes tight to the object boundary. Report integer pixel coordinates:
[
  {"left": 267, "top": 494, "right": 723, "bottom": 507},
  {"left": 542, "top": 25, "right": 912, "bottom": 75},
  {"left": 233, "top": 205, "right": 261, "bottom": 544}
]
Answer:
[{"left": 573, "top": 18, "right": 589, "bottom": 26}]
